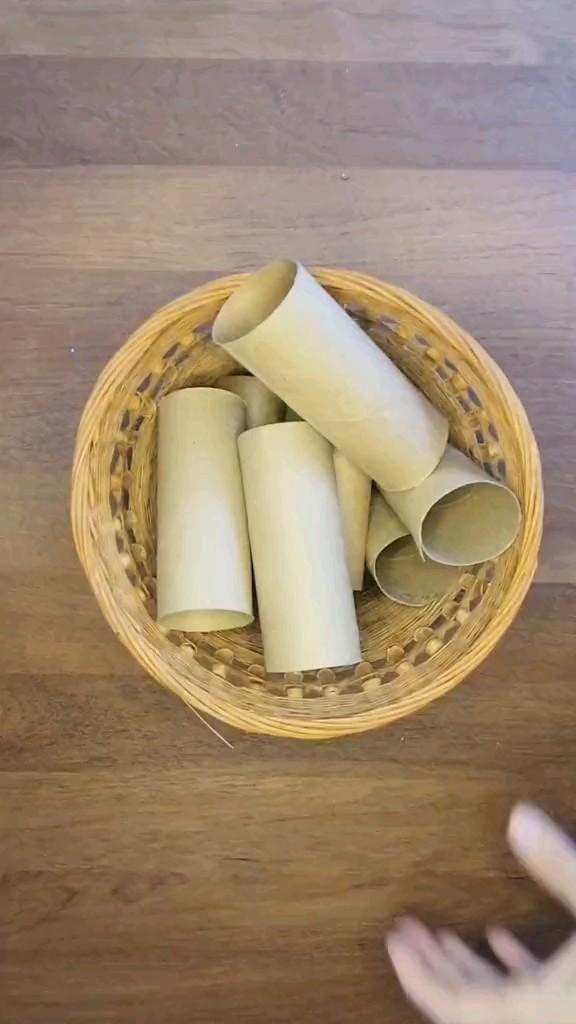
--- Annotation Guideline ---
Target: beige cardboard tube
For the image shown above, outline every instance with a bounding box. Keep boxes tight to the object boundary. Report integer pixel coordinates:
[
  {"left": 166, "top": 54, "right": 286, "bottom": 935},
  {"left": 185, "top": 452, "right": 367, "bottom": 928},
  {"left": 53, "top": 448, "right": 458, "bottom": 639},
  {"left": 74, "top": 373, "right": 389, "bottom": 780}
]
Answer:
[
  {"left": 366, "top": 494, "right": 460, "bottom": 606},
  {"left": 284, "top": 406, "right": 302, "bottom": 422},
  {"left": 157, "top": 387, "right": 253, "bottom": 632},
  {"left": 238, "top": 422, "right": 361, "bottom": 673},
  {"left": 384, "top": 446, "right": 522, "bottom": 566},
  {"left": 217, "top": 374, "right": 285, "bottom": 428},
  {"left": 333, "top": 449, "right": 372, "bottom": 591},
  {"left": 212, "top": 260, "right": 448, "bottom": 492}
]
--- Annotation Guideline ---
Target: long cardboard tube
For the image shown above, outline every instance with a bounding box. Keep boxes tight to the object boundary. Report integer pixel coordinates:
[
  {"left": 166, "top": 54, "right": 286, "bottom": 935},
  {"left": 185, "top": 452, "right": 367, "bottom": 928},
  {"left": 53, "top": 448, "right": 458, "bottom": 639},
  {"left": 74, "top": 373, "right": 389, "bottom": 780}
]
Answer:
[
  {"left": 157, "top": 387, "right": 253, "bottom": 632},
  {"left": 217, "top": 374, "right": 285, "bottom": 428},
  {"left": 384, "top": 446, "right": 522, "bottom": 566},
  {"left": 212, "top": 260, "right": 448, "bottom": 492},
  {"left": 366, "top": 494, "right": 460, "bottom": 606},
  {"left": 238, "top": 422, "right": 361, "bottom": 673},
  {"left": 333, "top": 449, "right": 371, "bottom": 591}
]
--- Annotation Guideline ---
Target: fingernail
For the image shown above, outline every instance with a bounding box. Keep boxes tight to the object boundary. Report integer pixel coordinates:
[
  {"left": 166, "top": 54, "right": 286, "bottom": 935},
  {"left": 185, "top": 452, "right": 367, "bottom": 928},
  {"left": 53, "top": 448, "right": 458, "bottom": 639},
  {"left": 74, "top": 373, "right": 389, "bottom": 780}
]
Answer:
[{"left": 508, "top": 803, "right": 546, "bottom": 851}]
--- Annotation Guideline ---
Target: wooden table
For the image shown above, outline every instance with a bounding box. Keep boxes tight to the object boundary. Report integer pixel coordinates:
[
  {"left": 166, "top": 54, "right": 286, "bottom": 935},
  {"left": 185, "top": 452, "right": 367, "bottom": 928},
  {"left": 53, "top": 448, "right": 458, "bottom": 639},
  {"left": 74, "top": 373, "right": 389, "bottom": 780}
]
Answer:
[{"left": 1, "top": 3, "right": 575, "bottom": 1022}]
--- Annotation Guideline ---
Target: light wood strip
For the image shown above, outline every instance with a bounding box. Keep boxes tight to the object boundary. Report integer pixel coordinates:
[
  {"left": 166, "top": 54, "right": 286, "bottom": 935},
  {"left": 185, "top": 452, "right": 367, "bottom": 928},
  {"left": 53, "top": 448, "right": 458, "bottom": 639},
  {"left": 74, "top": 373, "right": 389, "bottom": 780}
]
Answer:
[
  {"left": 0, "top": 0, "right": 574, "bottom": 64},
  {"left": 1, "top": 167, "right": 574, "bottom": 278}
]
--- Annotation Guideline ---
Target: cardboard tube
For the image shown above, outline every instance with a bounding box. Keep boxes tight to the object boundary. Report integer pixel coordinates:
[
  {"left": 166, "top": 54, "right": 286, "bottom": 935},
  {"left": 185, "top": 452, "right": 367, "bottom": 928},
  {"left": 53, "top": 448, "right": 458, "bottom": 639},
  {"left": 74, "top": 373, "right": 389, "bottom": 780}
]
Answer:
[
  {"left": 366, "top": 494, "right": 460, "bottom": 606},
  {"left": 284, "top": 407, "right": 302, "bottom": 422},
  {"left": 157, "top": 387, "right": 253, "bottom": 632},
  {"left": 217, "top": 374, "right": 285, "bottom": 428},
  {"left": 333, "top": 449, "right": 371, "bottom": 591},
  {"left": 212, "top": 260, "right": 448, "bottom": 492},
  {"left": 238, "top": 422, "right": 361, "bottom": 673},
  {"left": 384, "top": 446, "right": 522, "bottom": 566}
]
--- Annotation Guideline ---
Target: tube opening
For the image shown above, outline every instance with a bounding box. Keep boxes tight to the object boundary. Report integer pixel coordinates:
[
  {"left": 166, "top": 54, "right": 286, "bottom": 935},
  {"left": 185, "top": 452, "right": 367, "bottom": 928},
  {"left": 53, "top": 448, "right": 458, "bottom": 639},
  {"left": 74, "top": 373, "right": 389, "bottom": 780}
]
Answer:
[
  {"left": 213, "top": 261, "right": 297, "bottom": 344},
  {"left": 159, "top": 609, "right": 253, "bottom": 633},
  {"left": 374, "top": 536, "right": 460, "bottom": 606},
  {"left": 422, "top": 482, "right": 521, "bottom": 566}
]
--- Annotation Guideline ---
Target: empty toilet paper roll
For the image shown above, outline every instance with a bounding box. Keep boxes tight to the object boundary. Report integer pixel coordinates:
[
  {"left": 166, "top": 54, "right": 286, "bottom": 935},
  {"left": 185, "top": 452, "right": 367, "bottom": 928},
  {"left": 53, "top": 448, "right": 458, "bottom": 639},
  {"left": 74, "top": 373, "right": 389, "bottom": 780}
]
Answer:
[
  {"left": 238, "top": 422, "right": 361, "bottom": 673},
  {"left": 333, "top": 449, "right": 372, "bottom": 591},
  {"left": 217, "top": 374, "right": 285, "bottom": 428},
  {"left": 366, "top": 494, "right": 460, "bottom": 606},
  {"left": 157, "top": 387, "right": 253, "bottom": 632},
  {"left": 384, "top": 446, "right": 522, "bottom": 566},
  {"left": 212, "top": 260, "right": 448, "bottom": 492}
]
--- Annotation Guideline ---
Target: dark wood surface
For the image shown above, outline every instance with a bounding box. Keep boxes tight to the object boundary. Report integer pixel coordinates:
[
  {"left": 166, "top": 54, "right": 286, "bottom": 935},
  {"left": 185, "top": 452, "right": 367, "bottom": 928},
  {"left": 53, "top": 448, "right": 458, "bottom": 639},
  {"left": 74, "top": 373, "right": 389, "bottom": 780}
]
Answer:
[{"left": 1, "top": 3, "right": 575, "bottom": 1022}]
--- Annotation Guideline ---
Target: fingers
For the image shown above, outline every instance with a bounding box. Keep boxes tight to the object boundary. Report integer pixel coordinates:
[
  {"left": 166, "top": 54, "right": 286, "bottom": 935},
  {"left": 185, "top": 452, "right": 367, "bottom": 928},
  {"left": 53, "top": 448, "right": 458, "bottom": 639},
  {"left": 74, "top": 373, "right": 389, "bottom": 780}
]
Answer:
[
  {"left": 391, "top": 918, "right": 462, "bottom": 985},
  {"left": 387, "top": 926, "right": 456, "bottom": 1024},
  {"left": 387, "top": 922, "right": 503, "bottom": 1024},
  {"left": 486, "top": 927, "right": 539, "bottom": 975},
  {"left": 438, "top": 930, "right": 500, "bottom": 981},
  {"left": 508, "top": 804, "right": 576, "bottom": 916}
]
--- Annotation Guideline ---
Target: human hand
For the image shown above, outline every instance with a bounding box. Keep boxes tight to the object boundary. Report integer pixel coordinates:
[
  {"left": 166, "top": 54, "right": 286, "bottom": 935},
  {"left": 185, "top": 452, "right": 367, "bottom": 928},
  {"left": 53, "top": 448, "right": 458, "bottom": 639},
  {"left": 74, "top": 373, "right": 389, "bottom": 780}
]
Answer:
[{"left": 386, "top": 804, "right": 576, "bottom": 1024}]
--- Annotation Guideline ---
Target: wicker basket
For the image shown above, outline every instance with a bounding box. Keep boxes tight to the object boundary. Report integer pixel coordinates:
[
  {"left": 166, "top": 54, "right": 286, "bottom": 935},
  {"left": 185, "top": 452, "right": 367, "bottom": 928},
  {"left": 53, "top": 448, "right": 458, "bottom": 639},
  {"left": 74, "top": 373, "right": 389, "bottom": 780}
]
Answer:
[{"left": 71, "top": 269, "right": 543, "bottom": 740}]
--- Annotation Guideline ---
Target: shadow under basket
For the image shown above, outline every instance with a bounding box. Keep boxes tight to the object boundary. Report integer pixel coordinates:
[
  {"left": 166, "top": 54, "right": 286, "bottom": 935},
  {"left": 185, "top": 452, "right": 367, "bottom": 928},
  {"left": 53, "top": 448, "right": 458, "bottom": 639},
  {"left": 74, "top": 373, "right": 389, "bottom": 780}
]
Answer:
[{"left": 71, "top": 268, "right": 543, "bottom": 740}]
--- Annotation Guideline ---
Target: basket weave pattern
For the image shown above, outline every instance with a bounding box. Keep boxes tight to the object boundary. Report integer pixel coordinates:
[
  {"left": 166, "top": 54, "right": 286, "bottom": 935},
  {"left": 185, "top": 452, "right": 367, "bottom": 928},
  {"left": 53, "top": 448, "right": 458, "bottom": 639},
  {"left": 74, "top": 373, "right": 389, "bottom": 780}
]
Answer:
[{"left": 71, "top": 269, "right": 543, "bottom": 739}]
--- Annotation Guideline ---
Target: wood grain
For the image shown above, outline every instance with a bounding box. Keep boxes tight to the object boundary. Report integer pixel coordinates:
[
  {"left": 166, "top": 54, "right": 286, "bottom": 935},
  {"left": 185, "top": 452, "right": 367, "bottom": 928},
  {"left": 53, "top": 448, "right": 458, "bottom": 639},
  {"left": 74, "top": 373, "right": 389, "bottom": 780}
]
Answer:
[
  {"left": 1, "top": 2, "right": 575, "bottom": 1022},
  {"left": 1, "top": 0, "right": 575, "bottom": 64},
  {"left": 2, "top": 57, "right": 576, "bottom": 169}
]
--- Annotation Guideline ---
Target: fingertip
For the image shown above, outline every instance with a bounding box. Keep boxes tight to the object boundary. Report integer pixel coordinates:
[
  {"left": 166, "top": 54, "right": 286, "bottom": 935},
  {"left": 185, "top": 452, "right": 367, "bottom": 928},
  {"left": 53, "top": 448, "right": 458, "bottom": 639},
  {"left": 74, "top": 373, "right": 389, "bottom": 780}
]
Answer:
[
  {"left": 385, "top": 930, "right": 398, "bottom": 952},
  {"left": 387, "top": 916, "right": 421, "bottom": 942},
  {"left": 393, "top": 915, "right": 420, "bottom": 930},
  {"left": 485, "top": 924, "right": 505, "bottom": 953},
  {"left": 507, "top": 802, "right": 547, "bottom": 853},
  {"left": 386, "top": 930, "right": 407, "bottom": 964},
  {"left": 386, "top": 920, "right": 425, "bottom": 956}
]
